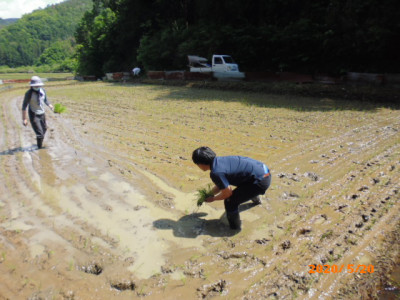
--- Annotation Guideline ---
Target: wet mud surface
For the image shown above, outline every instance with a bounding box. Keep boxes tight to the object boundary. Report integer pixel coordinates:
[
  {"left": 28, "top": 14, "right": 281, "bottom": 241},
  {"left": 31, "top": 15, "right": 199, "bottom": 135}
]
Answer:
[{"left": 0, "top": 81, "right": 399, "bottom": 299}]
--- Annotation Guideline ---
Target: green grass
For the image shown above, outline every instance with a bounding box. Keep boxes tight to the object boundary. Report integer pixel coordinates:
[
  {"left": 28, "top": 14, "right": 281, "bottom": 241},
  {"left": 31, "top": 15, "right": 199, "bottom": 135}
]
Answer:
[
  {"left": 54, "top": 103, "right": 66, "bottom": 114},
  {"left": 320, "top": 230, "right": 334, "bottom": 241},
  {"left": 0, "top": 72, "right": 73, "bottom": 80}
]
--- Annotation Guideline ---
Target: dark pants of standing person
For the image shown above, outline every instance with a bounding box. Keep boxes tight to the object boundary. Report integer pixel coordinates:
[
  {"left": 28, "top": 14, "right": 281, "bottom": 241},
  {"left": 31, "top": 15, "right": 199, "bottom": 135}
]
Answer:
[
  {"left": 224, "top": 174, "right": 271, "bottom": 230},
  {"left": 28, "top": 109, "right": 47, "bottom": 148}
]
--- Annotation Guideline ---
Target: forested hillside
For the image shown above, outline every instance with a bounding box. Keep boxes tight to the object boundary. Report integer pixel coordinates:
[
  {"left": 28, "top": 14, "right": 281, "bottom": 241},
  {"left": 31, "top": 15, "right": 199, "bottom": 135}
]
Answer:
[
  {"left": 76, "top": 0, "right": 400, "bottom": 77},
  {"left": 0, "top": 0, "right": 92, "bottom": 69}
]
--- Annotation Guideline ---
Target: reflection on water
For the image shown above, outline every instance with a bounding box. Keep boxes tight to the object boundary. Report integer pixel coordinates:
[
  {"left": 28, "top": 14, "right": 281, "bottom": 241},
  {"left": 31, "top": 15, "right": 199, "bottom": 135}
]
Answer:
[{"left": 0, "top": 145, "right": 38, "bottom": 155}]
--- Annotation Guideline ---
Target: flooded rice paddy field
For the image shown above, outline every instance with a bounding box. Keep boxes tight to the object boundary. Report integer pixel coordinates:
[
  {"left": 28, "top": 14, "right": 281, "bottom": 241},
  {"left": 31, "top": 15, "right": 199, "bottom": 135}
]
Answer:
[{"left": 0, "top": 81, "right": 399, "bottom": 299}]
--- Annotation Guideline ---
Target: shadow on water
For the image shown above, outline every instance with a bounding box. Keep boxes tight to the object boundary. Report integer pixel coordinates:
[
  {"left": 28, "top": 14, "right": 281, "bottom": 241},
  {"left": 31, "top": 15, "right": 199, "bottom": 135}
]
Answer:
[
  {"left": 0, "top": 145, "right": 39, "bottom": 155},
  {"left": 113, "top": 81, "right": 400, "bottom": 112},
  {"left": 153, "top": 202, "right": 257, "bottom": 238}
]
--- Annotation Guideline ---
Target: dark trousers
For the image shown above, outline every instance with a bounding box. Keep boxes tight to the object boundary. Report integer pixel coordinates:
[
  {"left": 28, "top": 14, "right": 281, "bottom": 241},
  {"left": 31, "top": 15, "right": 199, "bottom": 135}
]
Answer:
[
  {"left": 28, "top": 110, "right": 47, "bottom": 139},
  {"left": 224, "top": 175, "right": 272, "bottom": 214}
]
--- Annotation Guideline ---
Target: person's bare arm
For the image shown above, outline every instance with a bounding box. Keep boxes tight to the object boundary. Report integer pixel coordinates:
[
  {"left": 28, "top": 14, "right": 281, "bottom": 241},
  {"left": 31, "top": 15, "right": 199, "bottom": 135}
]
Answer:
[
  {"left": 211, "top": 185, "right": 220, "bottom": 195},
  {"left": 206, "top": 186, "right": 232, "bottom": 202},
  {"left": 22, "top": 110, "right": 28, "bottom": 126}
]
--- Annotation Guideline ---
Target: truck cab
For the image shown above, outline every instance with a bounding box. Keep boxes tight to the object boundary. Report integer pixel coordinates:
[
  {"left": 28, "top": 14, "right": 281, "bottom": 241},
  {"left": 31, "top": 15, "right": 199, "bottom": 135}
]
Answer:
[
  {"left": 212, "top": 55, "right": 240, "bottom": 72},
  {"left": 188, "top": 54, "right": 244, "bottom": 80}
]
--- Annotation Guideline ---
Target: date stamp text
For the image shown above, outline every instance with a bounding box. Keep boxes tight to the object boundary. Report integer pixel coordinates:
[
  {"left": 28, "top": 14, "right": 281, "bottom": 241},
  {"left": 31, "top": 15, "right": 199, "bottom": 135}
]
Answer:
[{"left": 309, "top": 264, "right": 374, "bottom": 274}]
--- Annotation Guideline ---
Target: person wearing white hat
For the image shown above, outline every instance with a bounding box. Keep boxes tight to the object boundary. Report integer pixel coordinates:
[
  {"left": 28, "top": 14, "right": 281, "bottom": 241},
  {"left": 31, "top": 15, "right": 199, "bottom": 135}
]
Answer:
[{"left": 22, "top": 76, "right": 54, "bottom": 149}]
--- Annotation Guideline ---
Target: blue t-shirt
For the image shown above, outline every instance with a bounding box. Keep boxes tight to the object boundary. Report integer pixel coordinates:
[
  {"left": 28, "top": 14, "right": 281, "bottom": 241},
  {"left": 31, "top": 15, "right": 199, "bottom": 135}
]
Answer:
[{"left": 210, "top": 156, "right": 269, "bottom": 189}]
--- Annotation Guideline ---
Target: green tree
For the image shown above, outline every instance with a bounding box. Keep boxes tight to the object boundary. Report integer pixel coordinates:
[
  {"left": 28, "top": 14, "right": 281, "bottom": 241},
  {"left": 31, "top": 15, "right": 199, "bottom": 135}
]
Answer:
[
  {"left": 75, "top": 0, "right": 400, "bottom": 75},
  {"left": 38, "top": 40, "right": 75, "bottom": 65},
  {"left": 0, "top": 0, "right": 91, "bottom": 68}
]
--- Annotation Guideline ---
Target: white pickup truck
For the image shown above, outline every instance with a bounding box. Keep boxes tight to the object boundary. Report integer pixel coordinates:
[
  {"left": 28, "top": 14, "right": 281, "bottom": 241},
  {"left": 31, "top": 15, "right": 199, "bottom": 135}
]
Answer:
[{"left": 188, "top": 55, "right": 245, "bottom": 80}]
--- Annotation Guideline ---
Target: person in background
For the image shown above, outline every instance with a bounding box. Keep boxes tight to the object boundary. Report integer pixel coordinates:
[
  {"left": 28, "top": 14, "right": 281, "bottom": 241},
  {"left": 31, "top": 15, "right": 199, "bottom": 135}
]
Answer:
[
  {"left": 22, "top": 76, "right": 53, "bottom": 149},
  {"left": 132, "top": 67, "right": 141, "bottom": 76},
  {"left": 192, "top": 146, "right": 271, "bottom": 230}
]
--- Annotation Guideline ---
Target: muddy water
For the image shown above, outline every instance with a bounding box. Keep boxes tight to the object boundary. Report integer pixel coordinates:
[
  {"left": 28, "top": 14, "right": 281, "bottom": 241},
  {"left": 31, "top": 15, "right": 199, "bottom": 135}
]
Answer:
[
  {"left": 378, "top": 258, "right": 400, "bottom": 299},
  {"left": 12, "top": 109, "right": 211, "bottom": 279},
  {"left": 0, "top": 82, "right": 399, "bottom": 299}
]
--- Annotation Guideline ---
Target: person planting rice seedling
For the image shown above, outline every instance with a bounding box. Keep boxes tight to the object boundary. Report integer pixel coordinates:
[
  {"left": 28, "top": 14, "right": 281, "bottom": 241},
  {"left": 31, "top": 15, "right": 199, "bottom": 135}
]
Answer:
[
  {"left": 192, "top": 146, "right": 271, "bottom": 230},
  {"left": 22, "top": 76, "right": 54, "bottom": 149}
]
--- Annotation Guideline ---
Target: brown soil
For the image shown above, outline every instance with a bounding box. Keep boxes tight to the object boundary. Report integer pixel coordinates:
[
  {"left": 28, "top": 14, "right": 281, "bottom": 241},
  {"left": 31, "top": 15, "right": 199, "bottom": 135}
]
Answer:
[{"left": 0, "top": 81, "right": 399, "bottom": 299}]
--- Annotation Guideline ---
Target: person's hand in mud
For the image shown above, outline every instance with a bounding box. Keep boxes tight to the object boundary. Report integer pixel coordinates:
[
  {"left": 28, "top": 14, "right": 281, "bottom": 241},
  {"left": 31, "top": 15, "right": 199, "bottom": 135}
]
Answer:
[{"left": 23, "top": 119, "right": 28, "bottom": 126}]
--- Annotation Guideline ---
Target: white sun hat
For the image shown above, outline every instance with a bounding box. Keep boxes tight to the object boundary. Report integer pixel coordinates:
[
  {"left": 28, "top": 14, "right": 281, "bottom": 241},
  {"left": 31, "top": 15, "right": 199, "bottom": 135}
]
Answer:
[{"left": 29, "top": 76, "right": 44, "bottom": 87}]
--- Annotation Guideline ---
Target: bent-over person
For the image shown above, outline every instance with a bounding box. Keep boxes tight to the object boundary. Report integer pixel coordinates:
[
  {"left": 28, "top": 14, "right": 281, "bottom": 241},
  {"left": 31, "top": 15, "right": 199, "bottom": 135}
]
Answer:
[{"left": 192, "top": 146, "right": 271, "bottom": 230}]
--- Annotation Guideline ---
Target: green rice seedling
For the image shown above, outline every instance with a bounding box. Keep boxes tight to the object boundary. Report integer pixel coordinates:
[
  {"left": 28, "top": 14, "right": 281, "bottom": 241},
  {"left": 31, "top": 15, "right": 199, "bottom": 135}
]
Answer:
[
  {"left": 54, "top": 103, "right": 66, "bottom": 114},
  {"left": 196, "top": 184, "right": 213, "bottom": 207},
  {"left": 320, "top": 229, "right": 333, "bottom": 241},
  {"left": 68, "top": 260, "right": 75, "bottom": 271}
]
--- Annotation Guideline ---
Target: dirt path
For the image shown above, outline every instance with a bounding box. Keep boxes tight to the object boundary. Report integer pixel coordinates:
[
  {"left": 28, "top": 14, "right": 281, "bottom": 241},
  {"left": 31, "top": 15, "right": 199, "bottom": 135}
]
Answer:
[{"left": 0, "top": 82, "right": 399, "bottom": 299}]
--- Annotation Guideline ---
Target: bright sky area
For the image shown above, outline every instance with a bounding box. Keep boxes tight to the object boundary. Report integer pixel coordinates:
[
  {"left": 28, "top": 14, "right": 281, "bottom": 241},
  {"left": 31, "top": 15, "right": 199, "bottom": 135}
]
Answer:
[{"left": 0, "top": 0, "right": 65, "bottom": 19}]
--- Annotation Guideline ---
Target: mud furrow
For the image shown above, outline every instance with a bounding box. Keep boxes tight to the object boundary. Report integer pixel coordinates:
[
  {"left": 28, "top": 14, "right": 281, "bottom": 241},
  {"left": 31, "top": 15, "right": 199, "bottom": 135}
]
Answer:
[
  {"left": 278, "top": 113, "right": 399, "bottom": 171},
  {"left": 236, "top": 132, "right": 400, "bottom": 299}
]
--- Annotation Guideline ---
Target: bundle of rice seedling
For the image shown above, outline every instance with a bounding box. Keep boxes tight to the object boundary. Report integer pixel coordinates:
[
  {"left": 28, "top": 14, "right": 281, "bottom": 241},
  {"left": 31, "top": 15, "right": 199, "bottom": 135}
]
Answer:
[
  {"left": 54, "top": 103, "right": 66, "bottom": 114},
  {"left": 196, "top": 184, "right": 213, "bottom": 207}
]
